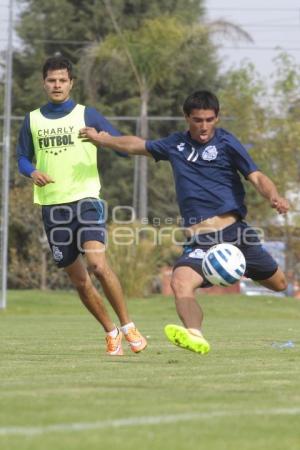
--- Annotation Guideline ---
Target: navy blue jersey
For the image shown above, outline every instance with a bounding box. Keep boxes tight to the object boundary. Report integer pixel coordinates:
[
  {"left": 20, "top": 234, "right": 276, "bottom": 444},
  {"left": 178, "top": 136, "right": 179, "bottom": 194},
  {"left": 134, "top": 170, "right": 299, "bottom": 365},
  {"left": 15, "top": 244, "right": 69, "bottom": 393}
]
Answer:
[
  {"left": 146, "top": 128, "right": 259, "bottom": 226},
  {"left": 17, "top": 99, "right": 124, "bottom": 177}
]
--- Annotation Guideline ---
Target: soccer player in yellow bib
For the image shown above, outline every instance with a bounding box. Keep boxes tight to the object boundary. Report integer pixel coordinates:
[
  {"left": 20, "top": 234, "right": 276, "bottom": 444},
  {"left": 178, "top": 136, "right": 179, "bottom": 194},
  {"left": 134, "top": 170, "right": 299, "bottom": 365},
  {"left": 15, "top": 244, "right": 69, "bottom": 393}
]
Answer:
[{"left": 17, "top": 56, "right": 147, "bottom": 356}]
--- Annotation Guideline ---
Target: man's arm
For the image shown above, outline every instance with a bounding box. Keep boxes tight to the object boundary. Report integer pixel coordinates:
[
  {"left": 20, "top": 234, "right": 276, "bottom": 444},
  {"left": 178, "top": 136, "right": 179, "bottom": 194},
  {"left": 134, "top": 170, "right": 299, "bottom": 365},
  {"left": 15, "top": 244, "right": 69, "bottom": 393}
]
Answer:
[
  {"left": 84, "top": 106, "right": 128, "bottom": 158},
  {"left": 79, "top": 127, "right": 150, "bottom": 156},
  {"left": 247, "top": 171, "right": 289, "bottom": 214},
  {"left": 85, "top": 107, "right": 122, "bottom": 136},
  {"left": 17, "top": 114, "right": 54, "bottom": 186}
]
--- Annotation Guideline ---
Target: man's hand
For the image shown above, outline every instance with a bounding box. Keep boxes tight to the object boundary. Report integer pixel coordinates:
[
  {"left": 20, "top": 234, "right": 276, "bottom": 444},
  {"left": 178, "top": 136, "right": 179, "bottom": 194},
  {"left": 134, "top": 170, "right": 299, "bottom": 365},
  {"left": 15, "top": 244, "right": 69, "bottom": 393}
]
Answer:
[
  {"left": 31, "top": 170, "right": 54, "bottom": 187},
  {"left": 79, "top": 127, "right": 110, "bottom": 146},
  {"left": 270, "top": 196, "right": 289, "bottom": 214}
]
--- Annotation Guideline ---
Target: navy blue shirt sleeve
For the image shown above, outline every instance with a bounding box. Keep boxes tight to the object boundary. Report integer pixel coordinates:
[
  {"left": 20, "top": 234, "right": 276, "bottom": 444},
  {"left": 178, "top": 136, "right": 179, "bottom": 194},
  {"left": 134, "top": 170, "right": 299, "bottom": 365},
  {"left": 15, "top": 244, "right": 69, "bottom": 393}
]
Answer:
[
  {"left": 145, "top": 136, "right": 174, "bottom": 161},
  {"left": 84, "top": 107, "right": 122, "bottom": 136},
  {"left": 18, "top": 156, "right": 36, "bottom": 177},
  {"left": 85, "top": 106, "right": 128, "bottom": 157},
  {"left": 17, "top": 113, "right": 36, "bottom": 177},
  {"left": 227, "top": 135, "right": 259, "bottom": 178}
]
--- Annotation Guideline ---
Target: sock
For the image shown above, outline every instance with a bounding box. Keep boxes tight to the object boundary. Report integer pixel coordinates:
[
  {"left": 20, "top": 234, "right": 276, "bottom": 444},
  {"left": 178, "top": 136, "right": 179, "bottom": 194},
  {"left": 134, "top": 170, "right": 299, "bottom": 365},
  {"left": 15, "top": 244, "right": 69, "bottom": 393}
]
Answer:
[
  {"left": 188, "top": 328, "right": 203, "bottom": 338},
  {"left": 120, "top": 322, "right": 135, "bottom": 335},
  {"left": 107, "top": 327, "right": 119, "bottom": 338}
]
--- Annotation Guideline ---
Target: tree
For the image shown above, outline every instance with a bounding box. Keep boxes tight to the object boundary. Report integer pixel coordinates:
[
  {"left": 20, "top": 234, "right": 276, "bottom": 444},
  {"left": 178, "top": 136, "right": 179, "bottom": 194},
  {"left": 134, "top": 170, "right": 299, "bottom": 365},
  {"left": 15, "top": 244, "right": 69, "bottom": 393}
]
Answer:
[
  {"left": 80, "top": 3, "right": 251, "bottom": 220},
  {"left": 14, "top": 0, "right": 220, "bottom": 222},
  {"left": 218, "top": 52, "right": 300, "bottom": 276},
  {"left": 10, "top": 0, "right": 251, "bottom": 288},
  {"left": 263, "top": 52, "right": 300, "bottom": 273},
  {"left": 10, "top": 0, "right": 220, "bottom": 287},
  {"left": 217, "top": 62, "right": 270, "bottom": 224},
  {"left": 81, "top": 15, "right": 198, "bottom": 220}
]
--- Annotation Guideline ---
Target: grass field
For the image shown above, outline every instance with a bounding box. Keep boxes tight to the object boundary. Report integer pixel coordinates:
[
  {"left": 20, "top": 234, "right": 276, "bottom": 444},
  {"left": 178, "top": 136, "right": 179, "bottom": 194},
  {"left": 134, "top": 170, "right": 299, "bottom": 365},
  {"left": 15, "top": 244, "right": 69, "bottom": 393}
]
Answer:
[{"left": 0, "top": 290, "right": 299, "bottom": 450}]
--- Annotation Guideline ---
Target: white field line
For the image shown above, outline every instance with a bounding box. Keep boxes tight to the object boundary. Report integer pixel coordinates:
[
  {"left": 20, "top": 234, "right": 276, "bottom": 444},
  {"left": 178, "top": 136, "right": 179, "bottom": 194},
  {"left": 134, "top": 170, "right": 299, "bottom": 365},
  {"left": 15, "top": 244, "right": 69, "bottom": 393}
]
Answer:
[{"left": 1, "top": 408, "right": 300, "bottom": 437}]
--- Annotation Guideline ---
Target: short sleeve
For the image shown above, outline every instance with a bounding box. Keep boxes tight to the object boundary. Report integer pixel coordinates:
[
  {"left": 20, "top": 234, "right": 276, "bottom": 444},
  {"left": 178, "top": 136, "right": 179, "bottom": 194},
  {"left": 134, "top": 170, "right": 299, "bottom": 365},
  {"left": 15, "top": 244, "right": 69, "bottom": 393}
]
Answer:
[
  {"left": 227, "top": 135, "right": 259, "bottom": 178},
  {"left": 145, "top": 136, "right": 173, "bottom": 161}
]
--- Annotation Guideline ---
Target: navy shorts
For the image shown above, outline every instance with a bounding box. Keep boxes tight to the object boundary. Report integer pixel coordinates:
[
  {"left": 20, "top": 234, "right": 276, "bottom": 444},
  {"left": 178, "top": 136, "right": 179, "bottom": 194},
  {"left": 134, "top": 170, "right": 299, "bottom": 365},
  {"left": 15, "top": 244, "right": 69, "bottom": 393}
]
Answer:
[
  {"left": 173, "top": 220, "right": 278, "bottom": 287},
  {"left": 42, "top": 198, "right": 106, "bottom": 268}
]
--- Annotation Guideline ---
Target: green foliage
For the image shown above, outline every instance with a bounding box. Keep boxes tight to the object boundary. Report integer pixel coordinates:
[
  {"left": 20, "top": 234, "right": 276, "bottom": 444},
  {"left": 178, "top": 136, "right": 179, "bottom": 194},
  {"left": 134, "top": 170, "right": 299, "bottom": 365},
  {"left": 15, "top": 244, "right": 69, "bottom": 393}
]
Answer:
[
  {"left": 269, "top": 51, "right": 300, "bottom": 181},
  {"left": 84, "top": 16, "right": 208, "bottom": 93},
  {"left": 148, "top": 161, "right": 180, "bottom": 221},
  {"left": 8, "top": 184, "right": 42, "bottom": 288},
  {"left": 8, "top": 0, "right": 219, "bottom": 290},
  {"left": 8, "top": 183, "right": 73, "bottom": 289},
  {"left": 78, "top": 11, "right": 219, "bottom": 221},
  {"left": 218, "top": 63, "right": 266, "bottom": 140},
  {"left": 10, "top": 2, "right": 299, "bottom": 292},
  {"left": 13, "top": 0, "right": 218, "bottom": 219},
  {"left": 217, "top": 53, "right": 300, "bottom": 276},
  {"left": 80, "top": 14, "right": 218, "bottom": 113},
  {"left": 106, "top": 224, "right": 159, "bottom": 297},
  {"left": 106, "top": 223, "right": 181, "bottom": 297},
  {"left": 272, "top": 51, "right": 300, "bottom": 108},
  {"left": 218, "top": 63, "right": 270, "bottom": 223}
]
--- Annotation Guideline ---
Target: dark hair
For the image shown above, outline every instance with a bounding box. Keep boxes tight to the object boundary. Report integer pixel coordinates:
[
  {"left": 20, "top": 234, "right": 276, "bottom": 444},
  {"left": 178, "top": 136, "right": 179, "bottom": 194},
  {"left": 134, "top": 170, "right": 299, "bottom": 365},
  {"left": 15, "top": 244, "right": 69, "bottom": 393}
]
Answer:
[
  {"left": 42, "top": 56, "right": 73, "bottom": 80},
  {"left": 183, "top": 90, "right": 219, "bottom": 116}
]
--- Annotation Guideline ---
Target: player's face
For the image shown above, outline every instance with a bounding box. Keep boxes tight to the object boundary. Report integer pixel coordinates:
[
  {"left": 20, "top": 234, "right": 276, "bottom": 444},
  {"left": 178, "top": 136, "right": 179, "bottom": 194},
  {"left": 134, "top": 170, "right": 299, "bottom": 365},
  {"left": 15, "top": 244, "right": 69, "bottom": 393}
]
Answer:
[
  {"left": 43, "top": 69, "right": 73, "bottom": 103},
  {"left": 185, "top": 109, "right": 218, "bottom": 144}
]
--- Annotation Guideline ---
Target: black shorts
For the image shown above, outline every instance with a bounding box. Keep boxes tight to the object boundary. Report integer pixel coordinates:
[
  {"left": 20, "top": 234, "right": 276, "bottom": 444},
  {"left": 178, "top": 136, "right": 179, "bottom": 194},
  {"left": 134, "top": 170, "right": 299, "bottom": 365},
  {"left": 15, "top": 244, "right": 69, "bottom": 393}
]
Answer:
[
  {"left": 173, "top": 220, "right": 278, "bottom": 287},
  {"left": 42, "top": 198, "right": 106, "bottom": 268}
]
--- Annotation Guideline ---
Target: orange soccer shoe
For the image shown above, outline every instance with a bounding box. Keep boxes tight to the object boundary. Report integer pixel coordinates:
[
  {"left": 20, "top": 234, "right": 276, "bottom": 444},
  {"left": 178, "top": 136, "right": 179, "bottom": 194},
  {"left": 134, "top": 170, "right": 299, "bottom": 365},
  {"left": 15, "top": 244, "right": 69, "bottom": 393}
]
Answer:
[
  {"left": 106, "top": 330, "right": 124, "bottom": 356},
  {"left": 125, "top": 328, "right": 147, "bottom": 353}
]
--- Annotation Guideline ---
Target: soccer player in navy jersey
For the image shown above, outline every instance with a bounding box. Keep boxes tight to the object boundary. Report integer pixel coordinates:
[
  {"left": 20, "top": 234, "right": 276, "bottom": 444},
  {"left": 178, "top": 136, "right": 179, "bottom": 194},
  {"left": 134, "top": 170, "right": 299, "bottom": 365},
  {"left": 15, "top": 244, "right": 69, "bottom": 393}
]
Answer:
[
  {"left": 17, "top": 56, "right": 147, "bottom": 356},
  {"left": 80, "top": 90, "right": 289, "bottom": 354}
]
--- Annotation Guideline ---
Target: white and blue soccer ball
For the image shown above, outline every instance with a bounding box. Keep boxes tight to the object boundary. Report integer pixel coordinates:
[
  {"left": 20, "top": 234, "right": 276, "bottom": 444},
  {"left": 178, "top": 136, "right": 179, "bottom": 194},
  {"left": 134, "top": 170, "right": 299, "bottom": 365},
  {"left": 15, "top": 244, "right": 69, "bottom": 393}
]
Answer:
[{"left": 202, "top": 243, "right": 246, "bottom": 287}]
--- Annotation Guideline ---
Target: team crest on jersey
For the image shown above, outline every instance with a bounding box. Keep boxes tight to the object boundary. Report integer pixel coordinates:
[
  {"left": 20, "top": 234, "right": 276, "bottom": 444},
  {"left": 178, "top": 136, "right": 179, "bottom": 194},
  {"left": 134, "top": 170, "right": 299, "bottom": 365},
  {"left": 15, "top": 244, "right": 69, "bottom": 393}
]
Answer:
[
  {"left": 202, "top": 145, "right": 218, "bottom": 161},
  {"left": 188, "top": 248, "right": 206, "bottom": 259},
  {"left": 52, "top": 245, "right": 63, "bottom": 262}
]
